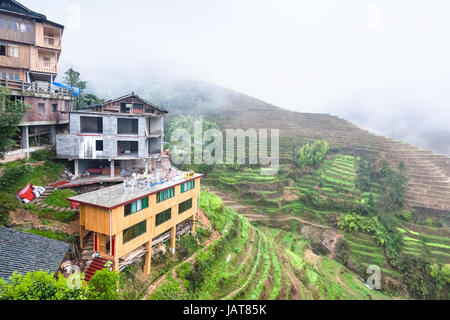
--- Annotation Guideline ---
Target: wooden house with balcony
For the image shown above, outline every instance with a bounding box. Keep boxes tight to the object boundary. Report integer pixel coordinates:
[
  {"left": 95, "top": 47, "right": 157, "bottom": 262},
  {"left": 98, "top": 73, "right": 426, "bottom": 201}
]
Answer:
[
  {"left": 0, "top": 0, "right": 74, "bottom": 163},
  {"left": 68, "top": 172, "right": 203, "bottom": 275}
]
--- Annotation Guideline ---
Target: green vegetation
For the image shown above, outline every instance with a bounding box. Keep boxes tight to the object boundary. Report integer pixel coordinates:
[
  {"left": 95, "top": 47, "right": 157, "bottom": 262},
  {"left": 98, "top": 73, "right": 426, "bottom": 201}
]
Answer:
[
  {"left": 0, "top": 88, "right": 29, "bottom": 159},
  {"left": 63, "top": 67, "right": 104, "bottom": 109},
  {"left": 0, "top": 157, "right": 65, "bottom": 225},
  {"left": 88, "top": 268, "right": 119, "bottom": 300},
  {"left": 296, "top": 140, "right": 329, "bottom": 168},
  {"left": 18, "top": 228, "right": 71, "bottom": 242},
  {"left": 45, "top": 189, "right": 77, "bottom": 208}
]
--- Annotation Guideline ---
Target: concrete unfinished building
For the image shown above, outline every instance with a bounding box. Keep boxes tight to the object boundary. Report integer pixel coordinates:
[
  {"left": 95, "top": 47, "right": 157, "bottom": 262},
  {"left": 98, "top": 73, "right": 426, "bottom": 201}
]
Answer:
[{"left": 56, "top": 93, "right": 168, "bottom": 178}]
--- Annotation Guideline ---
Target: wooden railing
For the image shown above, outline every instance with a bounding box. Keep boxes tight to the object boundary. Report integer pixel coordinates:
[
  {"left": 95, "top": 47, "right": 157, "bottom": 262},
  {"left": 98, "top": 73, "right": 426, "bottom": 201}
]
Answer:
[
  {"left": 43, "top": 36, "right": 61, "bottom": 48},
  {"left": 0, "top": 79, "right": 75, "bottom": 97},
  {"left": 38, "top": 60, "right": 57, "bottom": 73}
]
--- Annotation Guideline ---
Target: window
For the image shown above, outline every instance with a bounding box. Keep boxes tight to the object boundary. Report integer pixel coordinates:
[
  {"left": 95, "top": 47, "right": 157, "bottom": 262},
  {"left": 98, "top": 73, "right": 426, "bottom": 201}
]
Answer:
[
  {"left": 52, "top": 104, "right": 58, "bottom": 112},
  {"left": 38, "top": 103, "right": 45, "bottom": 114},
  {"left": 26, "top": 24, "right": 32, "bottom": 33},
  {"left": 181, "top": 180, "right": 195, "bottom": 193},
  {"left": 117, "top": 118, "right": 138, "bottom": 134},
  {"left": 0, "top": 19, "right": 4, "bottom": 29},
  {"left": 179, "top": 199, "right": 192, "bottom": 214},
  {"left": 0, "top": 43, "right": 6, "bottom": 56},
  {"left": 20, "top": 23, "right": 26, "bottom": 33},
  {"left": 123, "top": 221, "right": 146, "bottom": 243},
  {"left": 7, "top": 20, "right": 12, "bottom": 30},
  {"left": 157, "top": 187, "right": 174, "bottom": 203},
  {"left": 80, "top": 116, "right": 103, "bottom": 133},
  {"left": 96, "top": 140, "right": 103, "bottom": 151},
  {"left": 0, "top": 71, "right": 6, "bottom": 79},
  {"left": 145, "top": 107, "right": 154, "bottom": 113},
  {"left": 7, "top": 45, "right": 18, "bottom": 58},
  {"left": 124, "top": 197, "right": 148, "bottom": 217},
  {"left": 134, "top": 104, "right": 143, "bottom": 110},
  {"left": 156, "top": 208, "right": 171, "bottom": 226},
  {"left": 14, "top": 72, "right": 19, "bottom": 80}
]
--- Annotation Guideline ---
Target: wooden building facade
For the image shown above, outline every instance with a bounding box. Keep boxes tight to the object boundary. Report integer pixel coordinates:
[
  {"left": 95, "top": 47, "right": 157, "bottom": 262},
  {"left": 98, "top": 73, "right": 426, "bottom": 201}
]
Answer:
[{"left": 70, "top": 174, "right": 202, "bottom": 275}]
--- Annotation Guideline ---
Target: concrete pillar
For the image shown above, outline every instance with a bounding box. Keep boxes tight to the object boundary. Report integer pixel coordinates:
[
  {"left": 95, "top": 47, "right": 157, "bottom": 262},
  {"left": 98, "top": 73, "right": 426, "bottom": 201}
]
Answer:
[
  {"left": 50, "top": 125, "right": 56, "bottom": 145},
  {"left": 170, "top": 226, "right": 176, "bottom": 255},
  {"left": 21, "top": 126, "right": 29, "bottom": 158},
  {"left": 74, "top": 159, "right": 79, "bottom": 177},
  {"left": 144, "top": 241, "right": 152, "bottom": 275},
  {"left": 145, "top": 159, "right": 149, "bottom": 175},
  {"left": 110, "top": 160, "right": 115, "bottom": 178}
]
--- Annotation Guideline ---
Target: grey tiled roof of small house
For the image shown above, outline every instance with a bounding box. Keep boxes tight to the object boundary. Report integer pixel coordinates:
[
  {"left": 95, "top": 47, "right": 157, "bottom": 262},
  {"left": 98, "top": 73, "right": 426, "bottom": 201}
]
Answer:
[{"left": 0, "top": 227, "right": 70, "bottom": 281}]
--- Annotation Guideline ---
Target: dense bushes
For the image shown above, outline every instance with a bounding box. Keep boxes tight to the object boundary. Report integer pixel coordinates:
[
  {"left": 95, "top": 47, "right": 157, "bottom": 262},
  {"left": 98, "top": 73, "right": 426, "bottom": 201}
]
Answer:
[
  {"left": 0, "top": 270, "right": 87, "bottom": 300},
  {"left": 296, "top": 140, "right": 329, "bottom": 168}
]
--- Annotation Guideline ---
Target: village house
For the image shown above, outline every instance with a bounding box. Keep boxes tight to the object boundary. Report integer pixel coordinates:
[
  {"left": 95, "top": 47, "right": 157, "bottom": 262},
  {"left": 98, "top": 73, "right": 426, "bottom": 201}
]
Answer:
[
  {"left": 0, "top": 0, "right": 74, "bottom": 163},
  {"left": 68, "top": 171, "right": 202, "bottom": 277}
]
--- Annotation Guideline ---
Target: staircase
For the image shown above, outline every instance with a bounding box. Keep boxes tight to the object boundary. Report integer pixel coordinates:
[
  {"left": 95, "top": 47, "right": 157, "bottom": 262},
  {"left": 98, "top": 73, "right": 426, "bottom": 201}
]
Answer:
[{"left": 84, "top": 257, "right": 109, "bottom": 282}]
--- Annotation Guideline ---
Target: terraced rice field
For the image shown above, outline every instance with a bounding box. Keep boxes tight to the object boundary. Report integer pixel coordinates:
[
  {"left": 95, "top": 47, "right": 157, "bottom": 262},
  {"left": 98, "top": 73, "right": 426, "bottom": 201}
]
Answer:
[
  {"left": 344, "top": 233, "right": 401, "bottom": 278},
  {"left": 148, "top": 191, "right": 391, "bottom": 300},
  {"left": 395, "top": 224, "right": 450, "bottom": 264}
]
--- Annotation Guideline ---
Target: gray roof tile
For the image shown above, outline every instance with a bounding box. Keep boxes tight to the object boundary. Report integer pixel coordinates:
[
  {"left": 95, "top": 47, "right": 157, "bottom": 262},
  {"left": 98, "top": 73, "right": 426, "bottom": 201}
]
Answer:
[{"left": 0, "top": 227, "right": 70, "bottom": 281}]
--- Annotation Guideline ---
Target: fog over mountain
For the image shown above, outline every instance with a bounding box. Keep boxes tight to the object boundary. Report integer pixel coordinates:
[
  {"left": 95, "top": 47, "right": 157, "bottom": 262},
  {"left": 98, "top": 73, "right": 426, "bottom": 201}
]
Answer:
[{"left": 24, "top": 0, "right": 450, "bottom": 155}]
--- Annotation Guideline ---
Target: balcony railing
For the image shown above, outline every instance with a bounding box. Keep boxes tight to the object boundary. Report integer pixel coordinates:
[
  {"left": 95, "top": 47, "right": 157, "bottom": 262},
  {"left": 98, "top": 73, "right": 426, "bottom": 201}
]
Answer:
[
  {"left": 0, "top": 79, "right": 75, "bottom": 97},
  {"left": 38, "top": 60, "right": 57, "bottom": 73},
  {"left": 43, "top": 36, "right": 61, "bottom": 48}
]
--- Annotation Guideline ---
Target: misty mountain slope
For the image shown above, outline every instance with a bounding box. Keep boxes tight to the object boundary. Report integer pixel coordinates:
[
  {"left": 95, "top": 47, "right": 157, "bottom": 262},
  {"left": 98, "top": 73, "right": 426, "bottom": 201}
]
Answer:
[{"left": 141, "top": 80, "right": 450, "bottom": 213}]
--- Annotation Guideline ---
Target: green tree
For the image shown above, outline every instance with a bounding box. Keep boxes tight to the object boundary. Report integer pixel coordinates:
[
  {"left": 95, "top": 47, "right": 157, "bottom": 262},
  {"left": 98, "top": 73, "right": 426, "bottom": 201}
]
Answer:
[
  {"left": 296, "top": 140, "right": 329, "bottom": 168},
  {"left": 0, "top": 88, "right": 29, "bottom": 159},
  {"left": 63, "top": 67, "right": 86, "bottom": 90},
  {"left": 62, "top": 67, "right": 103, "bottom": 109},
  {"left": 87, "top": 268, "right": 119, "bottom": 300},
  {"left": 0, "top": 270, "right": 87, "bottom": 300}
]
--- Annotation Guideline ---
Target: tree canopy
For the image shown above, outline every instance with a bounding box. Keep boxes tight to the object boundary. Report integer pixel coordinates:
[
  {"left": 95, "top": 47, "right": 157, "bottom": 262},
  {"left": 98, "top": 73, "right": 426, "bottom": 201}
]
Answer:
[
  {"left": 0, "top": 88, "right": 29, "bottom": 159},
  {"left": 296, "top": 140, "right": 329, "bottom": 168}
]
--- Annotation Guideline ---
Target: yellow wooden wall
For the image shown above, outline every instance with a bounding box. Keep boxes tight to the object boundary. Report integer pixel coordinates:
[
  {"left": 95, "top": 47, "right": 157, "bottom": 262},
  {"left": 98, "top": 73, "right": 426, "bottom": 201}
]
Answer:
[{"left": 80, "top": 177, "right": 201, "bottom": 260}]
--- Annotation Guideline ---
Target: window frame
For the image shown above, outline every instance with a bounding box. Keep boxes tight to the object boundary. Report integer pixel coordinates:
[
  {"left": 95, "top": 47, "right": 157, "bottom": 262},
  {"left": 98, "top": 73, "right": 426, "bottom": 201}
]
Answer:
[
  {"left": 122, "top": 220, "right": 146, "bottom": 244},
  {"left": 155, "top": 208, "right": 172, "bottom": 226},
  {"left": 180, "top": 180, "right": 195, "bottom": 193},
  {"left": 156, "top": 187, "right": 175, "bottom": 203},
  {"left": 95, "top": 140, "right": 103, "bottom": 151},
  {"left": 179, "top": 198, "right": 193, "bottom": 214},
  {"left": 124, "top": 197, "right": 149, "bottom": 217},
  {"left": 37, "top": 103, "right": 45, "bottom": 114}
]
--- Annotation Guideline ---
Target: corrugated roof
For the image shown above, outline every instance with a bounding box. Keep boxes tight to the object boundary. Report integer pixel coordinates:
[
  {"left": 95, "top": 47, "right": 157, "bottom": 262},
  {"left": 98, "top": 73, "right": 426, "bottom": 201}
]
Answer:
[{"left": 0, "top": 227, "right": 70, "bottom": 281}]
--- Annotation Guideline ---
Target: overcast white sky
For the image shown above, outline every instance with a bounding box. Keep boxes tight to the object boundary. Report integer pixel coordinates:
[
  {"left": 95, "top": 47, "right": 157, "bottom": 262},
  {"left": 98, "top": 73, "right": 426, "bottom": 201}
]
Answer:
[{"left": 22, "top": 0, "right": 450, "bottom": 151}]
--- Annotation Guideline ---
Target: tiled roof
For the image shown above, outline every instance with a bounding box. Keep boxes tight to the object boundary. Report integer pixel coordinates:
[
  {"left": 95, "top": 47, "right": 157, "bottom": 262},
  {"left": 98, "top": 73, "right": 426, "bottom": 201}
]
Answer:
[
  {"left": 0, "top": 227, "right": 70, "bottom": 281},
  {"left": 0, "top": 0, "right": 64, "bottom": 28}
]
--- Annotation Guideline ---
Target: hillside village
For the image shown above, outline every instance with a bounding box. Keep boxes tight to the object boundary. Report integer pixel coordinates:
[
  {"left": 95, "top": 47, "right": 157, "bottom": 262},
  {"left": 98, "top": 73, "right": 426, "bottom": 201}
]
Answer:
[
  {"left": 0, "top": 0, "right": 449, "bottom": 301},
  {"left": 0, "top": 0, "right": 204, "bottom": 293}
]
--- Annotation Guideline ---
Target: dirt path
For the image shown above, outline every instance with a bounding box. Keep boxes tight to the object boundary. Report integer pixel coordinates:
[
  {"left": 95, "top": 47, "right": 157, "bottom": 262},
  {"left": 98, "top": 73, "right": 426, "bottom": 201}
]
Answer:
[{"left": 142, "top": 210, "right": 220, "bottom": 300}]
